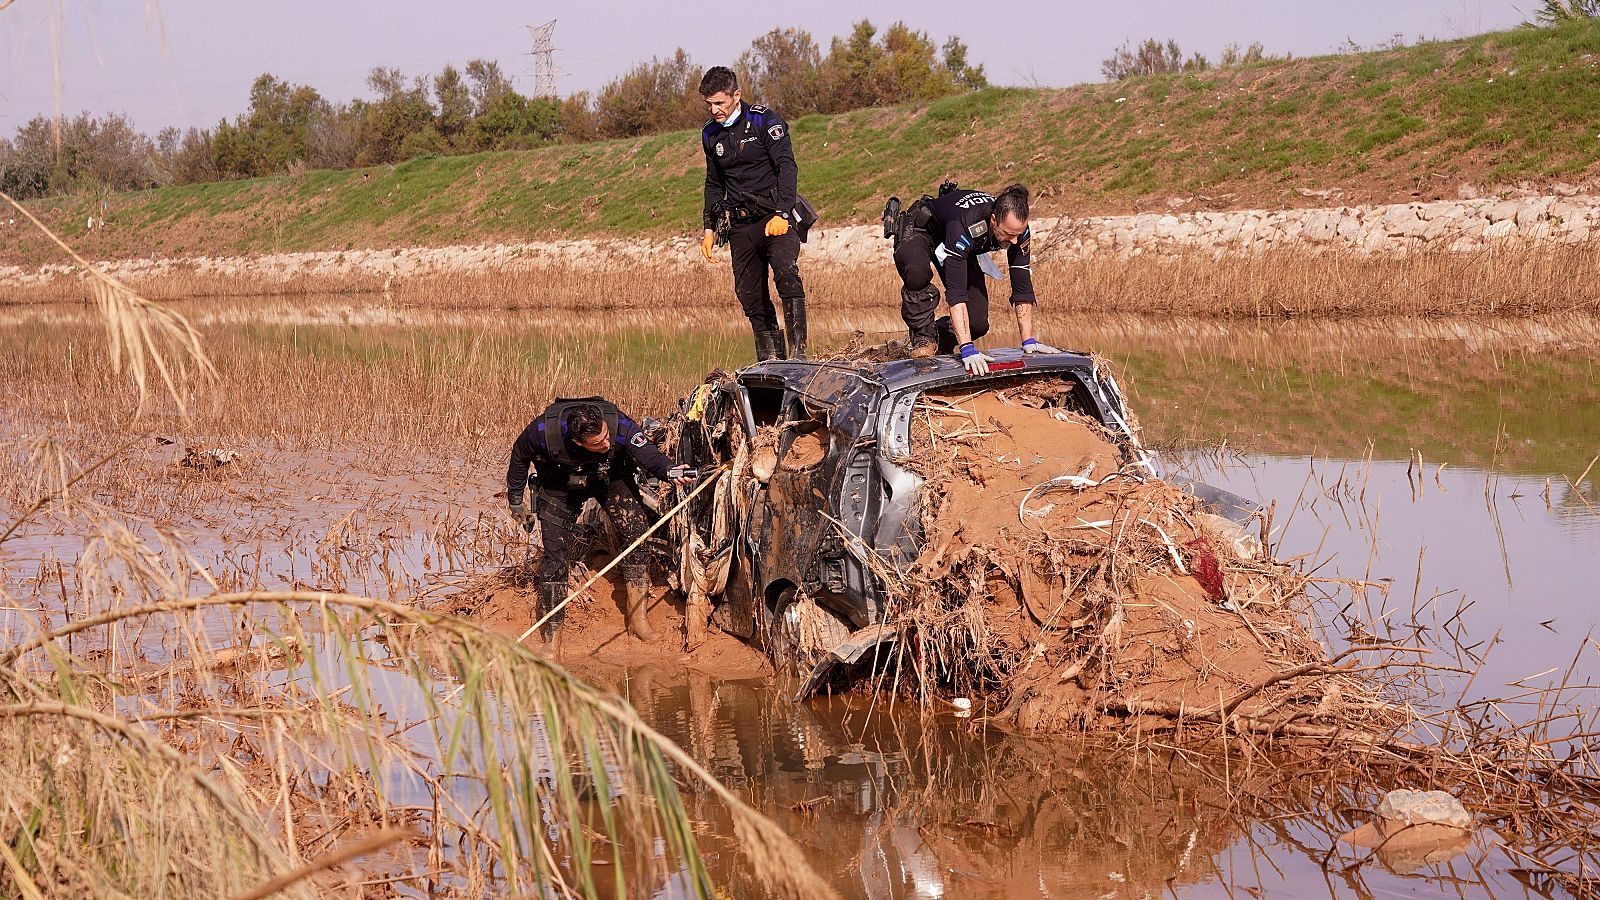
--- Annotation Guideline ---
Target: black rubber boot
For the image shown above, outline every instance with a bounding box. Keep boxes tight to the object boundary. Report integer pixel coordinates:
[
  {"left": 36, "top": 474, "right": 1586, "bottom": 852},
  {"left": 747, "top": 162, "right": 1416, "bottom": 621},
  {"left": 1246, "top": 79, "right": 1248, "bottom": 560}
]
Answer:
[
  {"left": 754, "top": 329, "right": 788, "bottom": 362},
  {"left": 934, "top": 316, "right": 960, "bottom": 355},
  {"left": 782, "top": 295, "right": 808, "bottom": 360}
]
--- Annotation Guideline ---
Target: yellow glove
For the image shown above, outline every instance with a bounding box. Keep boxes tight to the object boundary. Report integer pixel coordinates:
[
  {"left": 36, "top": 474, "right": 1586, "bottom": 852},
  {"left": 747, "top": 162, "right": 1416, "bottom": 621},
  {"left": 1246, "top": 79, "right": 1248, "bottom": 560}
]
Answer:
[
  {"left": 700, "top": 231, "right": 716, "bottom": 262},
  {"left": 764, "top": 215, "right": 790, "bottom": 237}
]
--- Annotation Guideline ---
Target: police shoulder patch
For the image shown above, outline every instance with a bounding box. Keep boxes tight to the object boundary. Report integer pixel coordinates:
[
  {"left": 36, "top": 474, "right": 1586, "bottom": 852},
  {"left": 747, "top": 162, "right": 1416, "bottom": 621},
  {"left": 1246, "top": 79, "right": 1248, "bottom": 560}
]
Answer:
[
  {"left": 629, "top": 432, "right": 648, "bottom": 448},
  {"left": 767, "top": 123, "right": 786, "bottom": 141},
  {"left": 968, "top": 220, "right": 988, "bottom": 238}
]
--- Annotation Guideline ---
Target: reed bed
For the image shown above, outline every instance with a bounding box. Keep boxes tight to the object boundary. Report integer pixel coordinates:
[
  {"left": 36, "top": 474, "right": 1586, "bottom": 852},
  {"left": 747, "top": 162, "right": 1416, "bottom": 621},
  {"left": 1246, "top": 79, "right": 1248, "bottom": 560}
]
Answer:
[{"left": 9, "top": 240, "right": 1600, "bottom": 317}]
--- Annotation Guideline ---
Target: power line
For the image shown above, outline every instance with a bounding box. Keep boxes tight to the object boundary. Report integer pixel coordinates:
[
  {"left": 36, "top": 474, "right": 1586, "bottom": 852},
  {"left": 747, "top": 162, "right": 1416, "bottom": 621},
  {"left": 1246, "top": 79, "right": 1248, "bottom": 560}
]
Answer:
[{"left": 525, "top": 19, "right": 565, "bottom": 97}]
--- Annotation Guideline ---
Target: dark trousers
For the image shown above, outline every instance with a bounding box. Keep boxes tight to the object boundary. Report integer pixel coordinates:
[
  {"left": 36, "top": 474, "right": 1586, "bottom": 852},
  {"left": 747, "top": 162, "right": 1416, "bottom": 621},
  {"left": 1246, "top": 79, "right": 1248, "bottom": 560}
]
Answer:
[
  {"left": 729, "top": 220, "right": 804, "bottom": 332},
  {"left": 535, "top": 480, "right": 651, "bottom": 589},
  {"left": 894, "top": 230, "right": 990, "bottom": 353}
]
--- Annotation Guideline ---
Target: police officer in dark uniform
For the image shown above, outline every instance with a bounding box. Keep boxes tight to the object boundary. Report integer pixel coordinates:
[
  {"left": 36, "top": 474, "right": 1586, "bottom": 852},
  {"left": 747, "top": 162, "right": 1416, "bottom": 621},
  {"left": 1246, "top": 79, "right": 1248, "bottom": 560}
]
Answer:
[
  {"left": 890, "top": 183, "right": 1060, "bottom": 374},
  {"left": 506, "top": 398, "right": 694, "bottom": 653},
  {"left": 698, "top": 65, "right": 808, "bottom": 361}
]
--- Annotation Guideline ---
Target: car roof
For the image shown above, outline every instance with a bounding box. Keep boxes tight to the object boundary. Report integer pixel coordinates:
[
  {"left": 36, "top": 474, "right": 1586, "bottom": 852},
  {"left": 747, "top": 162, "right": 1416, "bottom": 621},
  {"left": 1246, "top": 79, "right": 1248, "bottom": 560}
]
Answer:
[{"left": 736, "top": 348, "right": 1103, "bottom": 395}]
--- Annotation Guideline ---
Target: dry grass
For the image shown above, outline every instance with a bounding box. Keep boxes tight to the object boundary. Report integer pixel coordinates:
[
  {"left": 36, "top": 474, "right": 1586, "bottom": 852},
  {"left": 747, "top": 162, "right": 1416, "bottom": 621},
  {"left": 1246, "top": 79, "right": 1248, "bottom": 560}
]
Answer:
[
  {"left": 1038, "top": 240, "right": 1600, "bottom": 318},
  {"left": 9, "top": 240, "right": 1600, "bottom": 317}
]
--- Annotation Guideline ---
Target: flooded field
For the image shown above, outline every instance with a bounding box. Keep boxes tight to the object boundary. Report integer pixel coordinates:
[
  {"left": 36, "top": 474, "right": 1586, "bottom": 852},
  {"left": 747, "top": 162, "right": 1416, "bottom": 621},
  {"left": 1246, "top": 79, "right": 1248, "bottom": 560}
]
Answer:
[{"left": 1, "top": 298, "right": 1595, "bottom": 897}]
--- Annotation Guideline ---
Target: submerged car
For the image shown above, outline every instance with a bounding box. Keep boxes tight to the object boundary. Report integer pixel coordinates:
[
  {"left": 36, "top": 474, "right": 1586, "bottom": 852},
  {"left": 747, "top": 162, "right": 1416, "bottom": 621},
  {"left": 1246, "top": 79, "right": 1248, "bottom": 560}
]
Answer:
[{"left": 668, "top": 349, "right": 1257, "bottom": 685}]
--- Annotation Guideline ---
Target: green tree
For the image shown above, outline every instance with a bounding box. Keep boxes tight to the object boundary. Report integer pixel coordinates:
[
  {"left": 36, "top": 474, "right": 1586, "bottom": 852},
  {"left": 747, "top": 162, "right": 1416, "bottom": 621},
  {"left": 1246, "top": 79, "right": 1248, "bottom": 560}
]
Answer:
[
  {"left": 464, "top": 58, "right": 515, "bottom": 117},
  {"left": 358, "top": 67, "right": 436, "bottom": 165},
  {"left": 879, "top": 23, "right": 960, "bottom": 103},
  {"left": 737, "top": 28, "right": 822, "bottom": 116},
  {"left": 0, "top": 118, "right": 63, "bottom": 198},
  {"left": 465, "top": 91, "right": 563, "bottom": 150},
  {"left": 817, "top": 20, "right": 888, "bottom": 110},
  {"left": 206, "top": 73, "right": 327, "bottom": 178},
  {"left": 594, "top": 49, "right": 702, "bottom": 138},
  {"left": 942, "top": 36, "right": 989, "bottom": 91},
  {"left": 813, "top": 21, "right": 981, "bottom": 112},
  {"left": 434, "top": 65, "right": 474, "bottom": 141}
]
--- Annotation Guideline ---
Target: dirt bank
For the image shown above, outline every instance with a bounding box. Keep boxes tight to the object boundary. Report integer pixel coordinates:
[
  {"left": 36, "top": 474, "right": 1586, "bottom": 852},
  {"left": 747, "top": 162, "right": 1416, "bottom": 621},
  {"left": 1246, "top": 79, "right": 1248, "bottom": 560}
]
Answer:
[{"left": 8, "top": 191, "right": 1600, "bottom": 293}]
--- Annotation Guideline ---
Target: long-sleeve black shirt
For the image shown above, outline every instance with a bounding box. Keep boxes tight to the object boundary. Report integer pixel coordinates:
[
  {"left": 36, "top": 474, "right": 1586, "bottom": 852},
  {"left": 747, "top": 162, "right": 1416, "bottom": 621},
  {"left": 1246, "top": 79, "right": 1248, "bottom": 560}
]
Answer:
[
  {"left": 505, "top": 406, "right": 672, "bottom": 505},
  {"left": 923, "top": 188, "right": 1037, "bottom": 306},
  {"left": 701, "top": 101, "right": 798, "bottom": 230}
]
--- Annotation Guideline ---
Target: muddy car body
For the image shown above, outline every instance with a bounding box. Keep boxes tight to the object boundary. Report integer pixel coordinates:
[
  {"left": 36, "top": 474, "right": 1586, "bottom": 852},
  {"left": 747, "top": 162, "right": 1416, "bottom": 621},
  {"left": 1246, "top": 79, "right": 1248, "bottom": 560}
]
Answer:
[{"left": 672, "top": 349, "right": 1252, "bottom": 662}]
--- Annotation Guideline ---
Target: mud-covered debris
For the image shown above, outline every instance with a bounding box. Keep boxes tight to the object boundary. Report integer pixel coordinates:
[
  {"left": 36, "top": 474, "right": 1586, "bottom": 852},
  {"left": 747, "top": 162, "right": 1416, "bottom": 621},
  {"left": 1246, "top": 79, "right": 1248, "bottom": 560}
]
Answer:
[
  {"left": 886, "top": 381, "right": 1402, "bottom": 735},
  {"left": 1375, "top": 789, "right": 1473, "bottom": 829},
  {"left": 1339, "top": 790, "right": 1474, "bottom": 873},
  {"left": 181, "top": 447, "right": 241, "bottom": 469}
]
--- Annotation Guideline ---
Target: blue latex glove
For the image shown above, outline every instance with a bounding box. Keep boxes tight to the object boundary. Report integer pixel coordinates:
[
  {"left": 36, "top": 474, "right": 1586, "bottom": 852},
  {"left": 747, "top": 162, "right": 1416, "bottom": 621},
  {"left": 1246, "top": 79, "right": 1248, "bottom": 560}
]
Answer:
[{"left": 959, "top": 342, "right": 993, "bottom": 376}]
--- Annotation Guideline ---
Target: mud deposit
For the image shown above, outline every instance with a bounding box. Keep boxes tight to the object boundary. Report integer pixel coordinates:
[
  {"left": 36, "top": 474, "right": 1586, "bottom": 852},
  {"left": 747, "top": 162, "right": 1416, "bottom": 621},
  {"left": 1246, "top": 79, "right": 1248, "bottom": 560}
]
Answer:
[{"left": 888, "top": 383, "right": 1384, "bottom": 734}]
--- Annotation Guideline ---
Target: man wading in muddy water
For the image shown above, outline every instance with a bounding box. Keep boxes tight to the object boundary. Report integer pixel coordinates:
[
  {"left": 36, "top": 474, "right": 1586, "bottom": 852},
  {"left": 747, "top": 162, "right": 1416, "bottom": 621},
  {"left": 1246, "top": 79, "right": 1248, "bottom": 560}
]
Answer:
[
  {"left": 697, "top": 65, "right": 812, "bottom": 361},
  {"left": 887, "top": 183, "right": 1060, "bottom": 374},
  {"left": 506, "top": 399, "right": 694, "bottom": 655}
]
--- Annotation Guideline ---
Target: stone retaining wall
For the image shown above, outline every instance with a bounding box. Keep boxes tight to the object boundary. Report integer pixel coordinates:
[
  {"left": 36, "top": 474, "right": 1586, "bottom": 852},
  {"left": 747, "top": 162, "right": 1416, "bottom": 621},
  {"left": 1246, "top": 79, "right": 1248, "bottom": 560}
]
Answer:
[
  {"left": 4, "top": 193, "right": 1595, "bottom": 288},
  {"left": 801, "top": 192, "right": 1600, "bottom": 269}
]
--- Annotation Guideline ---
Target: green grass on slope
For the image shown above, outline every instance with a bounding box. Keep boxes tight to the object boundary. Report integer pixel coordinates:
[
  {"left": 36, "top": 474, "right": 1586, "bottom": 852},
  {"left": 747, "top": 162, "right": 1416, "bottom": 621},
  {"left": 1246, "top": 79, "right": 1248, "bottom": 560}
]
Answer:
[{"left": 23, "top": 19, "right": 1600, "bottom": 257}]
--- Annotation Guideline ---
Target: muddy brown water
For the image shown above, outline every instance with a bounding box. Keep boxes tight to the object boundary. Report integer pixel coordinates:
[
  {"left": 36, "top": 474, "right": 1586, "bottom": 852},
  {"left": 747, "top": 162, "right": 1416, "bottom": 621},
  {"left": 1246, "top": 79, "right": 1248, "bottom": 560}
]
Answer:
[
  {"left": 1, "top": 305, "right": 1596, "bottom": 897},
  {"left": 600, "top": 459, "right": 1598, "bottom": 899}
]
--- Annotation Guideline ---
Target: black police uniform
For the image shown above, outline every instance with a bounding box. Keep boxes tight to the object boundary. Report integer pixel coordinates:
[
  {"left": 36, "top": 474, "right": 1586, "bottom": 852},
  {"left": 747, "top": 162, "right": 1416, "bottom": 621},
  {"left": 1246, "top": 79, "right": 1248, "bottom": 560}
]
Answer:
[
  {"left": 506, "top": 399, "right": 672, "bottom": 630},
  {"left": 702, "top": 101, "right": 807, "bottom": 360},
  {"left": 894, "top": 188, "right": 1036, "bottom": 353}
]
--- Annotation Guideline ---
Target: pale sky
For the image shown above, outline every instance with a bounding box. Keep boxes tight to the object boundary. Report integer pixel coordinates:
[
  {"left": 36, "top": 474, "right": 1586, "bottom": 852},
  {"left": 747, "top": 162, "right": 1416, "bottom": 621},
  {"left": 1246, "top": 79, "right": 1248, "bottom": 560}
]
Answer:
[{"left": 1, "top": 1, "right": 1525, "bottom": 137}]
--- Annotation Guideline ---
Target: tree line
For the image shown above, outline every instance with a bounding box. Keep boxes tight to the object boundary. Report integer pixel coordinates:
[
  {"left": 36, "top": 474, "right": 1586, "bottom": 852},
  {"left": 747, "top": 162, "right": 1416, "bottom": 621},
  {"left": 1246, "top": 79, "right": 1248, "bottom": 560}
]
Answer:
[
  {"left": 0, "top": 20, "right": 984, "bottom": 201},
  {"left": 1098, "top": 3, "right": 1600, "bottom": 82},
  {"left": 1100, "top": 39, "right": 1274, "bottom": 81}
]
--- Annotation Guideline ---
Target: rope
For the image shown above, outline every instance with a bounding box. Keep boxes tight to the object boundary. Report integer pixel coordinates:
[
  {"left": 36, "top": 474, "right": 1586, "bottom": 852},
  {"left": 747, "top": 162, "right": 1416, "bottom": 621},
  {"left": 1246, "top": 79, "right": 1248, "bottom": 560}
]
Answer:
[{"left": 517, "top": 463, "right": 729, "bottom": 644}]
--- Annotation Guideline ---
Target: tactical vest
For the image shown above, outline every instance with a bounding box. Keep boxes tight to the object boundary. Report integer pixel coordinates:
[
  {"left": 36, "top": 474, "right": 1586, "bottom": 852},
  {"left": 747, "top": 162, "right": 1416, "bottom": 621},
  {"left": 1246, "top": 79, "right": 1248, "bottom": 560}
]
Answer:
[{"left": 541, "top": 397, "right": 620, "bottom": 468}]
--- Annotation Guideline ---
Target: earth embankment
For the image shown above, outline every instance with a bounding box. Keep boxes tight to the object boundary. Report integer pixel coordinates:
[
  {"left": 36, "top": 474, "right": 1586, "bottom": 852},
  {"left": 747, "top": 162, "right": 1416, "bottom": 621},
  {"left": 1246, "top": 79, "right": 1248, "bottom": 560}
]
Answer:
[{"left": 6, "top": 19, "right": 1600, "bottom": 268}]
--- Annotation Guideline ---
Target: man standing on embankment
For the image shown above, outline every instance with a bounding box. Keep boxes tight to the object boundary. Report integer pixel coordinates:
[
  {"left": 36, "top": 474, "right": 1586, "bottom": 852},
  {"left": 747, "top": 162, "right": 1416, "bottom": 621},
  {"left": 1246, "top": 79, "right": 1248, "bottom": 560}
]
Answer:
[{"left": 697, "top": 65, "right": 810, "bottom": 361}]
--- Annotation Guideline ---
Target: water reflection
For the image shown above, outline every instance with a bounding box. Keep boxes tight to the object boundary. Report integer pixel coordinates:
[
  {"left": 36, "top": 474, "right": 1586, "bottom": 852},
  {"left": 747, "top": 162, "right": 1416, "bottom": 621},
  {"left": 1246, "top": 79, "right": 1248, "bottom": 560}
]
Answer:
[
  {"left": 1043, "top": 312, "right": 1600, "bottom": 481},
  {"left": 601, "top": 666, "right": 1241, "bottom": 899},
  {"left": 1188, "top": 453, "right": 1600, "bottom": 697}
]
